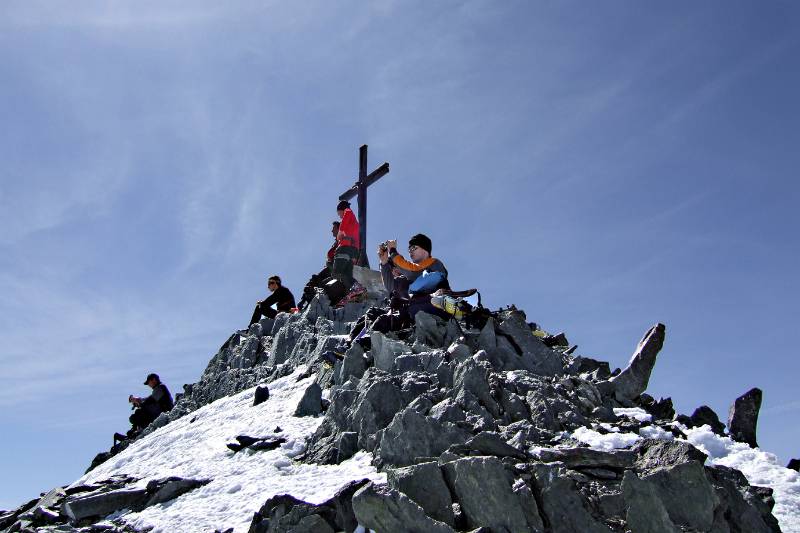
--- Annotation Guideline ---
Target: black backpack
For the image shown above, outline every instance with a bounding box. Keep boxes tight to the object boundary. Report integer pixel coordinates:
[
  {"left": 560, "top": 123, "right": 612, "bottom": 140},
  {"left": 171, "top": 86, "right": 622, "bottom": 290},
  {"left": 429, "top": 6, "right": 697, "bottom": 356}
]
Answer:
[{"left": 321, "top": 277, "right": 348, "bottom": 305}]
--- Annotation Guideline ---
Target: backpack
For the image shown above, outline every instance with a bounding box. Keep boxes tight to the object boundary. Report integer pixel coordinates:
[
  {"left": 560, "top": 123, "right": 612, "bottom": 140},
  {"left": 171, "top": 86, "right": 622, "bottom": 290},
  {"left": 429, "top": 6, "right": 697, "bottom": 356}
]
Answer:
[{"left": 321, "top": 277, "right": 348, "bottom": 305}]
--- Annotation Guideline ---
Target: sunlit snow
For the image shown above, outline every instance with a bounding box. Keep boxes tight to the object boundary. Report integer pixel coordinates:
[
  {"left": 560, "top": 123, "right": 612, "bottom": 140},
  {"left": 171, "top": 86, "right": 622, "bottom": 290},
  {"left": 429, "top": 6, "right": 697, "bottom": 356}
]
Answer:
[{"left": 75, "top": 366, "right": 385, "bottom": 533}]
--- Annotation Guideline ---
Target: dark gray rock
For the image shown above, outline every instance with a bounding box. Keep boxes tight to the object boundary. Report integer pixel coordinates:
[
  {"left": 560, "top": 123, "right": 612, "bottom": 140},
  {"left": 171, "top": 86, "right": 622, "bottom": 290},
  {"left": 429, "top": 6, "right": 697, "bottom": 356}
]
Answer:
[
  {"left": 728, "top": 387, "right": 762, "bottom": 448},
  {"left": 706, "top": 465, "right": 779, "bottom": 533},
  {"left": 336, "top": 343, "right": 366, "bottom": 385},
  {"left": 145, "top": 477, "right": 210, "bottom": 506},
  {"left": 603, "top": 323, "right": 666, "bottom": 403},
  {"left": 352, "top": 482, "right": 454, "bottom": 533},
  {"left": 537, "top": 447, "right": 636, "bottom": 469},
  {"left": 62, "top": 488, "right": 148, "bottom": 522},
  {"left": 378, "top": 408, "right": 471, "bottom": 467},
  {"left": 465, "top": 432, "right": 526, "bottom": 460},
  {"left": 294, "top": 382, "right": 322, "bottom": 417},
  {"left": 531, "top": 463, "right": 613, "bottom": 533},
  {"left": 788, "top": 458, "right": 800, "bottom": 471},
  {"left": 690, "top": 405, "right": 726, "bottom": 435},
  {"left": 640, "top": 395, "right": 675, "bottom": 420},
  {"left": 494, "top": 310, "right": 564, "bottom": 376},
  {"left": 387, "top": 461, "right": 454, "bottom": 525},
  {"left": 414, "top": 312, "right": 448, "bottom": 347},
  {"left": 640, "top": 461, "right": 718, "bottom": 531},
  {"left": 253, "top": 385, "right": 270, "bottom": 406},
  {"left": 633, "top": 439, "right": 707, "bottom": 473},
  {"left": 442, "top": 456, "right": 544, "bottom": 532},
  {"left": 248, "top": 494, "right": 336, "bottom": 533},
  {"left": 622, "top": 470, "right": 680, "bottom": 533},
  {"left": 371, "top": 332, "right": 409, "bottom": 372}
]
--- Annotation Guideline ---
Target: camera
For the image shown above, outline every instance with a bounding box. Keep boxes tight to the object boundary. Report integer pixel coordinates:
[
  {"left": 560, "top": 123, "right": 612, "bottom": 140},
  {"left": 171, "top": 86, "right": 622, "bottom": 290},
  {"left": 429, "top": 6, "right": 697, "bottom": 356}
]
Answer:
[{"left": 379, "top": 241, "right": 390, "bottom": 252}]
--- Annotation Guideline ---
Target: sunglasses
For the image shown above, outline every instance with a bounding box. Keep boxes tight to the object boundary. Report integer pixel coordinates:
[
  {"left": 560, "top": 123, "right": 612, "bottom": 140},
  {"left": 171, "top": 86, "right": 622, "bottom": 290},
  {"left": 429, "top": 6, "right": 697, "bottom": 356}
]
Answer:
[
  {"left": 408, "top": 245, "right": 419, "bottom": 253},
  {"left": 268, "top": 281, "right": 277, "bottom": 285}
]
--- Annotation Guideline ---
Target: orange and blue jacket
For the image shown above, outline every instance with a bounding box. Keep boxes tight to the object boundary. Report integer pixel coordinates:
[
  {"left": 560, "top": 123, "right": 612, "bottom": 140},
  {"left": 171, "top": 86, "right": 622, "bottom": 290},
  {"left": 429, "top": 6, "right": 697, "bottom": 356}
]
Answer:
[{"left": 387, "top": 248, "right": 450, "bottom": 295}]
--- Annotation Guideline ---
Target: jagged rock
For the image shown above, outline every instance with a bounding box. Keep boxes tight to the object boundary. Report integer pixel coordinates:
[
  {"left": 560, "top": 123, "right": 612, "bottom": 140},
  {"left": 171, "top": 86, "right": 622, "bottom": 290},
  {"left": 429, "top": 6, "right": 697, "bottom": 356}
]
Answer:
[
  {"left": 543, "top": 332, "right": 569, "bottom": 347},
  {"left": 465, "top": 432, "right": 526, "bottom": 460},
  {"left": 294, "top": 382, "right": 322, "bottom": 417},
  {"left": 414, "top": 312, "right": 448, "bottom": 347},
  {"left": 639, "top": 461, "right": 718, "bottom": 531},
  {"left": 248, "top": 494, "right": 336, "bottom": 533},
  {"left": 706, "top": 465, "right": 780, "bottom": 533},
  {"left": 491, "top": 310, "right": 564, "bottom": 376},
  {"left": 788, "top": 458, "right": 800, "bottom": 471},
  {"left": 442, "top": 456, "right": 544, "bottom": 532},
  {"left": 249, "top": 478, "right": 369, "bottom": 533},
  {"left": 387, "top": 461, "right": 454, "bottom": 525},
  {"left": 531, "top": 463, "right": 612, "bottom": 533},
  {"left": 691, "top": 405, "right": 726, "bottom": 434},
  {"left": 378, "top": 407, "right": 471, "bottom": 467},
  {"left": 62, "top": 488, "right": 148, "bottom": 523},
  {"left": 352, "top": 482, "right": 454, "bottom": 533},
  {"left": 145, "top": 477, "right": 210, "bottom": 506},
  {"left": 371, "top": 332, "right": 409, "bottom": 371},
  {"left": 253, "top": 385, "right": 270, "bottom": 406},
  {"left": 640, "top": 394, "right": 675, "bottom": 420},
  {"left": 537, "top": 447, "right": 636, "bottom": 469},
  {"left": 600, "top": 323, "right": 665, "bottom": 403},
  {"left": 336, "top": 343, "right": 366, "bottom": 385},
  {"left": 622, "top": 470, "right": 680, "bottom": 533},
  {"left": 728, "top": 387, "right": 762, "bottom": 448},
  {"left": 633, "top": 439, "right": 707, "bottom": 473}
]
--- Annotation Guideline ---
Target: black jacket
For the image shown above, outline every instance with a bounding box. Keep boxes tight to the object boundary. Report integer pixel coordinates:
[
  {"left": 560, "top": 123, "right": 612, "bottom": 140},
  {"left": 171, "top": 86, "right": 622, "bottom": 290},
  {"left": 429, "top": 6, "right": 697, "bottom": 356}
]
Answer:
[
  {"left": 142, "top": 383, "right": 173, "bottom": 416},
  {"left": 262, "top": 286, "right": 296, "bottom": 313}
]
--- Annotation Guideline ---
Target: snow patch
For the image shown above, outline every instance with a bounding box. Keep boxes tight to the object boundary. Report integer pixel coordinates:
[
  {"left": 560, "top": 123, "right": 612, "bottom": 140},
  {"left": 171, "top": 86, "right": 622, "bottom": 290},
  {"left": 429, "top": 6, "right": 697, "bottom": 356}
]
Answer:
[
  {"left": 76, "top": 366, "right": 385, "bottom": 533},
  {"left": 613, "top": 407, "right": 652, "bottom": 422},
  {"left": 684, "top": 425, "right": 800, "bottom": 533},
  {"left": 572, "top": 426, "right": 640, "bottom": 451}
]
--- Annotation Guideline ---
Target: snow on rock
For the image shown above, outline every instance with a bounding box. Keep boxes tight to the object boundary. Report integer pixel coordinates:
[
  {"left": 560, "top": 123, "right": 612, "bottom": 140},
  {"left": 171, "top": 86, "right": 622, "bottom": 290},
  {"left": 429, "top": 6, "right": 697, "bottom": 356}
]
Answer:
[
  {"left": 613, "top": 407, "right": 652, "bottom": 422},
  {"left": 75, "top": 366, "right": 385, "bottom": 533},
  {"left": 572, "top": 426, "right": 641, "bottom": 451},
  {"left": 684, "top": 425, "right": 800, "bottom": 533}
]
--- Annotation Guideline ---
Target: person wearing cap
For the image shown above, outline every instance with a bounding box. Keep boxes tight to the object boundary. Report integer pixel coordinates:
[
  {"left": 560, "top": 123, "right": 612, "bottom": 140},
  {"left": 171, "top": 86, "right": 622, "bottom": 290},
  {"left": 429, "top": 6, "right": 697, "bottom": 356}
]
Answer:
[
  {"left": 125, "top": 373, "right": 173, "bottom": 437},
  {"left": 379, "top": 233, "right": 450, "bottom": 319},
  {"left": 249, "top": 275, "right": 296, "bottom": 325},
  {"left": 332, "top": 200, "right": 360, "bottom": 288}
]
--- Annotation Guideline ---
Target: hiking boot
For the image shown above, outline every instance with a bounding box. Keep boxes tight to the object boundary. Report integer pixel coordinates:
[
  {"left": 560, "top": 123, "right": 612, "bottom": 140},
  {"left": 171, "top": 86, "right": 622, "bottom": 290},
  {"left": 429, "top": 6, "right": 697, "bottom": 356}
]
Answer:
[{"left": 113, "top": 432, "right": 128, "bottom": 445}]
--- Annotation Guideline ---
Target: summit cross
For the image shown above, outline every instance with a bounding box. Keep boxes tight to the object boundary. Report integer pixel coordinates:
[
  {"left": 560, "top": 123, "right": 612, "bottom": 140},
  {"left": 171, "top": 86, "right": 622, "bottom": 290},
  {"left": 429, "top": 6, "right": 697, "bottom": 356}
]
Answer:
[{"left": 338, "top": 145, "right": 390, "bottom": 268}]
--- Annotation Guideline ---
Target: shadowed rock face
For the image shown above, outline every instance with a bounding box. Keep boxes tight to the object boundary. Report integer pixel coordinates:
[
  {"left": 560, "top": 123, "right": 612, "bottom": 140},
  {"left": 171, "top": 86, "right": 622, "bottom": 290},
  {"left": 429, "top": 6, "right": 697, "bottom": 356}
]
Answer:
[
  {"left": 728, "top": 387, "right": 763, "bottom": 448},
  {"left": 9, "top": 292, "right": 781, "bottom": 533}
]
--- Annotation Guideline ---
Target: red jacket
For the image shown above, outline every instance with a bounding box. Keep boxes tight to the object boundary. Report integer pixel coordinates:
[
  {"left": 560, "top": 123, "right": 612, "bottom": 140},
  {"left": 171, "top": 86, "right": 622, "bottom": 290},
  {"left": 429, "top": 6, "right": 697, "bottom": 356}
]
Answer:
[{"left": 337, "top": 208, "right": 360, "bottom": 249}]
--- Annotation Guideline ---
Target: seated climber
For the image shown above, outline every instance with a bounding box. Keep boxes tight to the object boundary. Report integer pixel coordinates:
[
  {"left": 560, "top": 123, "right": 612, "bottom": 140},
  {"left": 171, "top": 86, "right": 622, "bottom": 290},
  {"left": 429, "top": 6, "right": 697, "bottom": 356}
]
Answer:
[
  {"left": 115, "top": 373, "right": 174, "bottom": 443},
  {"left": 345, "top": 234, "right": 450, "bottom": 346},
  {"left": 249, "top": 275, "right": 296, "bottom": 325},
  {"left": 298, "top": 221, "right": 340, "bottom": 310},
  {"left": 383, "top": 233, "right": 450, "bottom": 320}
]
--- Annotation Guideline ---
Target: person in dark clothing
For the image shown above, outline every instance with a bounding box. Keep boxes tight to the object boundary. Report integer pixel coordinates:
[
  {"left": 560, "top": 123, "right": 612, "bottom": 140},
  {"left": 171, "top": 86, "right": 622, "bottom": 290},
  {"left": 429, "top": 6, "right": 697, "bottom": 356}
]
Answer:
[
  {"left": 249, "top": 275, "right": 296, "bottom": 325},
  {"left": 115, "top": 373, "right": 174, "bottom": 444},
  {"left": 298, "top": 221, "right": 340, "bottom": 310}
]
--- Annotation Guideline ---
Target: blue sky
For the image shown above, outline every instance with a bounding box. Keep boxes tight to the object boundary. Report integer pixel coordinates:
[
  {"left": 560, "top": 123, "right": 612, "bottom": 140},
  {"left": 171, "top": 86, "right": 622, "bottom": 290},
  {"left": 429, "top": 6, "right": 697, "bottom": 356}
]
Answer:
[{"left": 1, "top": 1, "right": 799, "bottom": 509}]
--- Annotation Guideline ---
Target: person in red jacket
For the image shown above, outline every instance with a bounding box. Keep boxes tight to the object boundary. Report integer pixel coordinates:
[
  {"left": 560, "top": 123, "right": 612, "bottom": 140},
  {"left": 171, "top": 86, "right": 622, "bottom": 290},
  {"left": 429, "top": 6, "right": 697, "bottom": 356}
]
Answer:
[{"left": 332, "top": 200, "right": 360, "bottom": 288}]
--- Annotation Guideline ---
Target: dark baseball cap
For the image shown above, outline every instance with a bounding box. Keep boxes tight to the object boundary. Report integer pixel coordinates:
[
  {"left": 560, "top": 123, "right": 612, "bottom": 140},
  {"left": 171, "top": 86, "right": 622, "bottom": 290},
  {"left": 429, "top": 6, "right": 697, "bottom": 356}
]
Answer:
[{"left": 144, "top": 373, "right": 160, "bottom": 385}]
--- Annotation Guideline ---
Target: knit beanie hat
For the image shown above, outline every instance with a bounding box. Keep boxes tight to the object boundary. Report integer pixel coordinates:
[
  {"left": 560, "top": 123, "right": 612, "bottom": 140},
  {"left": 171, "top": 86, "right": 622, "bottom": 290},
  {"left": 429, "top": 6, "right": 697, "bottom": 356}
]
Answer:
[{"left": 408, "top": 233, "right": 432, "bottom": 254}]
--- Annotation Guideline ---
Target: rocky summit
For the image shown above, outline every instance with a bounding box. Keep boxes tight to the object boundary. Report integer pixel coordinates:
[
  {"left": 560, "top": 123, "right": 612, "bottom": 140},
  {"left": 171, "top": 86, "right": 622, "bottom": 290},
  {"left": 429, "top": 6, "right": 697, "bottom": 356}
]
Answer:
[{"left": 1, "top": 280, "right": 791, "bottom": 533}]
